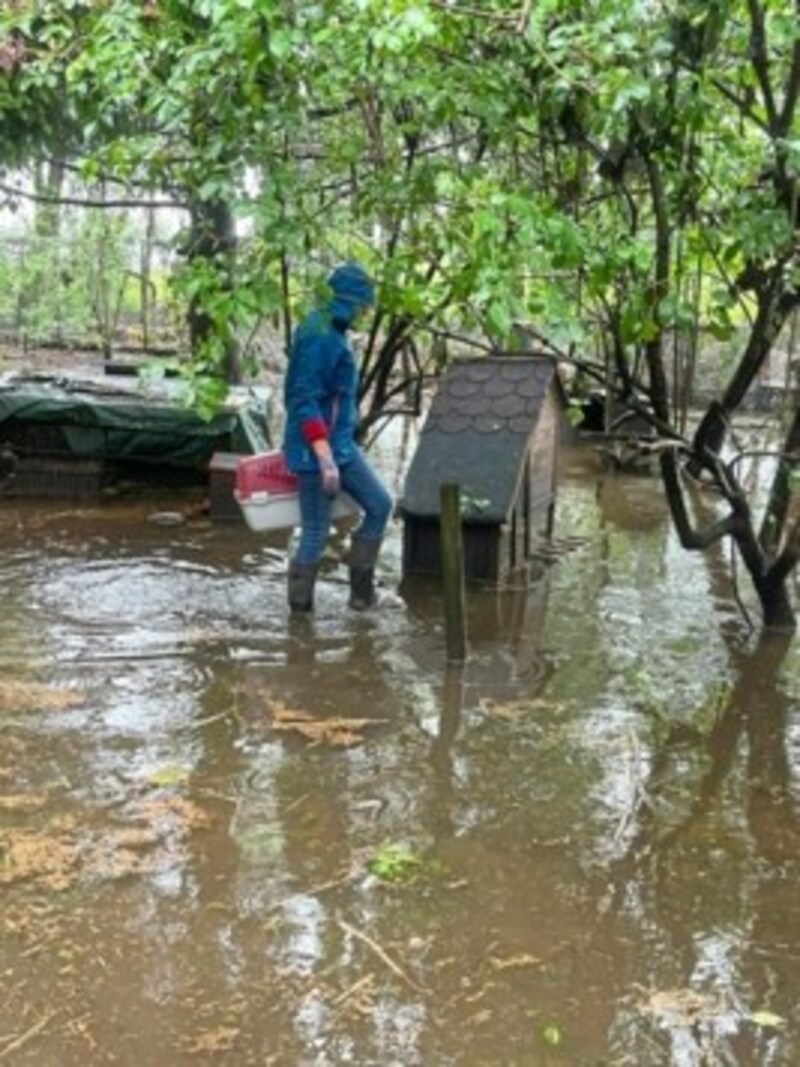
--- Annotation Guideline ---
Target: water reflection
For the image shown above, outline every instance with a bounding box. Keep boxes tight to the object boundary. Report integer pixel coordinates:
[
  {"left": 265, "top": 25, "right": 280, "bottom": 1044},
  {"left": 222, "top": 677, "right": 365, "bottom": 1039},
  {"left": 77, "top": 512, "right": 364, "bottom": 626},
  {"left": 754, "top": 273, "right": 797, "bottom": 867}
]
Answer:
[
  {"left": 0, "top": 448, "right": 797, "bottom": 1064},
  {"left": 606, "top": 634, "right": 797, "bottom": 1063}
]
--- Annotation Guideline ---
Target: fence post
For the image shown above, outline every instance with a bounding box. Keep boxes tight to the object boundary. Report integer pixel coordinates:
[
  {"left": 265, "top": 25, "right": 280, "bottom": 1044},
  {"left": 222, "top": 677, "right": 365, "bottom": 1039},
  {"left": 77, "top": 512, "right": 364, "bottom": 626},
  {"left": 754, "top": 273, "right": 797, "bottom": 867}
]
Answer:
[{"left": 440, "top": 482, "right": 467, "bottom": 662}]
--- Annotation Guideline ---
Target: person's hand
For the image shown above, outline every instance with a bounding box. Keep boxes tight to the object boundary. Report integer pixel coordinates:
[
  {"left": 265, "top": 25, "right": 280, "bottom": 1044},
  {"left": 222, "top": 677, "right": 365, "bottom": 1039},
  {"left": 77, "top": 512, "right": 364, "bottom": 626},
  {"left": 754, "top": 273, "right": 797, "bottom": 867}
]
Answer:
[{"left": 319, "top": 455, "right": 340, "bottom": 497}]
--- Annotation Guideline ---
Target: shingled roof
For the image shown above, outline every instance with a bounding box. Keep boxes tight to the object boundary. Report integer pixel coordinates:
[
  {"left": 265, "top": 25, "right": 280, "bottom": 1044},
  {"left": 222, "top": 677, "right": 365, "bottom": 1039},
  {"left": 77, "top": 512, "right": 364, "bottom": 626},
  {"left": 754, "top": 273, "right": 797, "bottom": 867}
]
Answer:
[{"left": 401, "top": 356, "right": 558, "bottom": 524}]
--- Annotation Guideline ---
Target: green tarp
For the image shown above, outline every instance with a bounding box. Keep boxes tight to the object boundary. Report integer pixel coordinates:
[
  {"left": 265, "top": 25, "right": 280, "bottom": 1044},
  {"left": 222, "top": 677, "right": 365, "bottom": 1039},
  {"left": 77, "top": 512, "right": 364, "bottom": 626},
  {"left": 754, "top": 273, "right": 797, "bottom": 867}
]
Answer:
[{"left": 0, "top": 374, "right": 271, "bottom": 471}]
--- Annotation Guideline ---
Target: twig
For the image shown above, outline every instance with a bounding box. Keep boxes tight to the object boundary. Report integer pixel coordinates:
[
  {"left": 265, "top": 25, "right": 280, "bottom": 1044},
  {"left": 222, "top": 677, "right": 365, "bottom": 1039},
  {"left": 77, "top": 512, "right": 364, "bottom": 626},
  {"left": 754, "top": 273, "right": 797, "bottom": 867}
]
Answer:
[
  {"left": 184, "top": 711, "right": 229, "bottom": 731},
  {"left": 421, "top": 326, "right": 494, "bottom": 354},
  {"left": 0, "top": 1011, "right": 57, "bottom": 1061},
  {"left": 332, "top": 973, "right": 375, "bottom": 1008},
  {"left": 338, "top": 919, "right": 425, "bottom": 993},
  {"left": 190, "top": 788, "right": 238, "bottom": 805},
  {"left": 227, "top": 794, "right": 244, "bottom": 839},
  {"left": 283, "top": 793, "right": 309, "bottom": 815}
]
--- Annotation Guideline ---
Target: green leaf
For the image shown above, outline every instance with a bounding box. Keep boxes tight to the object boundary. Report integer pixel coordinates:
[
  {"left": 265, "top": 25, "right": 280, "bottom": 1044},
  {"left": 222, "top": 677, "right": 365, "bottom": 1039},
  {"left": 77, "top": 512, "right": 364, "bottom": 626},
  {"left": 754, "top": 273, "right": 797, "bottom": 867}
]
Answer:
[
  {"left": 567, "top": 404, "right": 585, "bottom": 428},
  {"left": 368, "top": 842, "right": 423, "bottom": 884},
  {"left": 269, "top": 29, "right": 293, "bottom": 59},
  {"left": 487, "top": 301, "right": 512, "bottom": 338},
  {"left": 542, "top": 1023, "right": 562, "bottom": 1046},
  {"left": 749, "top": 1010, "right": 786, "bottom": 1029},
  {"left": 148, "top": 766, "right": 190, "bottom": 788}
]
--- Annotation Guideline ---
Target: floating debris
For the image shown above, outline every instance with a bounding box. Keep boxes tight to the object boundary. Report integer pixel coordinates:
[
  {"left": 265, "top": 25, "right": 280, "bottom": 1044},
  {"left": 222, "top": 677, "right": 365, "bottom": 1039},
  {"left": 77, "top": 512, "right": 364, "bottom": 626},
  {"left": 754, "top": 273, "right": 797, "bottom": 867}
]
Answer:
[
  {"left": 182, "top": 1025, "right": 240, "bottom": 1055},
  {"left": 0, "top": 821, "right": 81, "bottom": 892},
  {"left": 0, "top": 680, "right": 84, "bottom": 716},
  {"left": 146, "top": 511, "right": 185, "bottom": 526},
  {"left": 479, "top": 696, "right": 558, "bottom": 722},
  {"left": 0, "top": 793, "right": 48, "bottom": 813},
  {"left": 269, "top": 704, "right": 388, "bottom": 748},
  {"left": 529, "top": 535, "right": 591, "bottom": 564},
  {"left": 639, "top": 987, "right": 727, "bottom": 1027},
  {"left": 489, "top": 952, "right": 543, "bottom": 972}
]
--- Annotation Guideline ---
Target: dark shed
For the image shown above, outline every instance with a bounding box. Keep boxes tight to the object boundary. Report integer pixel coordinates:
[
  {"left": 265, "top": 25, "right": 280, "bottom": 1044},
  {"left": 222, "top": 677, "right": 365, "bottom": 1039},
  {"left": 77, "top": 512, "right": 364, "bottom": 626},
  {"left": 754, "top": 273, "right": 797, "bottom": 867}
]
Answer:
[{"left": 401, "top": 356, "right": 563, "bottom": 586}]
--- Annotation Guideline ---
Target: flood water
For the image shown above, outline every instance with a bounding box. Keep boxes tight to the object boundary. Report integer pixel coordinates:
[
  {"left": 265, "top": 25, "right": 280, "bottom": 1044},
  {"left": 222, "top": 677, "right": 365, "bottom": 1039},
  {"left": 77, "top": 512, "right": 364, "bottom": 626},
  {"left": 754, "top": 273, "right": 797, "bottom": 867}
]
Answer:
[{"left": 1, "top": 440, "right": 798, "bottom": 1065}]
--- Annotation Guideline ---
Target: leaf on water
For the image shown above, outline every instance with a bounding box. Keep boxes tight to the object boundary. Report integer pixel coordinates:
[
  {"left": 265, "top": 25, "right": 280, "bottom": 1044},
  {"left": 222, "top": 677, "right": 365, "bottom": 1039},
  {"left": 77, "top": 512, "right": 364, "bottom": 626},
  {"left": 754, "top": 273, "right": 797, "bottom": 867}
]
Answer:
[
  {"left": 0, "top": 793, "right": 48, "bottom": 812},
  {"left": 750, "top": 1010, "right": 786, "bottom": 1029},
  {"left": 108, "top": 827, "right": 161, "bottom": 850},
  {"left": 0, "top": 826, "right": 81, "bottom": 891},
  {"left": 480, "top": 697, "right": 556, "bottom": 722},
  {"left": 132, "top": 793, "right": 211, "bottom": 832},
  {"left": 271, "top": 705, "right": 316, "bottom": 723},
  {"left": 270, "top": 709, "right": 388, "bottom": 748},
  {"left": 368, "top": 841, "right": 423, "bottom": 883},
  {"left": 542, "top": 1023, "right": 562, "bottom": 1047},
  {"left": 640, "top": 988, "right": 722, "bottom": 1024},
  {"left": 184, "top": 1025, "right": 240, "bottom": 1055},
  {"left": 470, "top": 1008, "right": 493, "bottom": 1026},
  {"left": 0, "top": 680, "right": 84, "bottom": 715},
  {"left": 147, "top": 766, "right": 190, "bottom": 788}
]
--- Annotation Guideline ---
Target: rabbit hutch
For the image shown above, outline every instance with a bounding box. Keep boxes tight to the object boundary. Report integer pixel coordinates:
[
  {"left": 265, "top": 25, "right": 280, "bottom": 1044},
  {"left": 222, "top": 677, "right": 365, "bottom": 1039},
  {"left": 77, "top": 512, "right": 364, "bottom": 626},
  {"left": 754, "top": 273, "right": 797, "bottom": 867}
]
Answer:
[{"left": 400, "top": 355, "right": 564, "bottom": 586}]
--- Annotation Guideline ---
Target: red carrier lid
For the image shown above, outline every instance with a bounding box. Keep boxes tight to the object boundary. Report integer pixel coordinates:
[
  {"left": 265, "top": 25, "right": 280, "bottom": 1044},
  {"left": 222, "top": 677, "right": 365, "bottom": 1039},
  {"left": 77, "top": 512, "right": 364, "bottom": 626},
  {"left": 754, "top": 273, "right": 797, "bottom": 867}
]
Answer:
[{"left": 236, "top": 452, "right": 299, "bottom": 499}]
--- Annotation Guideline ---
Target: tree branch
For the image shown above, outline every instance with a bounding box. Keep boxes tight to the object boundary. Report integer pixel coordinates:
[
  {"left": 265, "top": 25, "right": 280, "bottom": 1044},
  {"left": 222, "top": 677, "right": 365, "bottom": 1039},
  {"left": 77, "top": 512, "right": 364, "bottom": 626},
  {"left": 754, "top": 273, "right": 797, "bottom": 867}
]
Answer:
[
  {"left": 708, "top": 76, "right": 770, "bottom": 134},
  {"left": 0, "top": 181, "right": 183, "bottom": 211},
  {"left": 746, "top": 0, "right": 779, "bottom": 130},
  {"left": 36, "top": 155, "right": 183, "bottom": 198},
  {"left": 779, "top": 0, "right": 800, "bottom": 133},
  {"left": 660, "top": 450, "right": 738, "bottom": 549}
]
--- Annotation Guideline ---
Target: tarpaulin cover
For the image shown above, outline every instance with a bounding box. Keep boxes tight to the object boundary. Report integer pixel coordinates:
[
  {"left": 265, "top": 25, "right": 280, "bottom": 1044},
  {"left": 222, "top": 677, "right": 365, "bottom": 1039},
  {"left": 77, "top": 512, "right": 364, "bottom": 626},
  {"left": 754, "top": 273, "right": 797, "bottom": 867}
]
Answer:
[{"left": 0, "top": 374, "right": 271, "bottom": 471}]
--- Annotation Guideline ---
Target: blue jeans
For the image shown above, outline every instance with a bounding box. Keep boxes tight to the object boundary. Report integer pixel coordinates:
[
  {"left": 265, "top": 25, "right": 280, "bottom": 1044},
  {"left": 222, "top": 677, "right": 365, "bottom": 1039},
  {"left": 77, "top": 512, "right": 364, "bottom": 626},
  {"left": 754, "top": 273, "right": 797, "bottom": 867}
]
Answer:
[{"left": 294, "top": 446, "right": 393, "bottom": 565}]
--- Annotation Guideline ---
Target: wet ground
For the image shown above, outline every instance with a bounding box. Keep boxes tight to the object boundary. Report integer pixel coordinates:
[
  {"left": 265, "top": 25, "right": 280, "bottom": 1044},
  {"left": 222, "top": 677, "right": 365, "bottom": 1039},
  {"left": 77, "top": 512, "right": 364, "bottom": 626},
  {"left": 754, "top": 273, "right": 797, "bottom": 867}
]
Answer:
[{"left": 1, "top": 441, "right": 798, "bottom": 1065}]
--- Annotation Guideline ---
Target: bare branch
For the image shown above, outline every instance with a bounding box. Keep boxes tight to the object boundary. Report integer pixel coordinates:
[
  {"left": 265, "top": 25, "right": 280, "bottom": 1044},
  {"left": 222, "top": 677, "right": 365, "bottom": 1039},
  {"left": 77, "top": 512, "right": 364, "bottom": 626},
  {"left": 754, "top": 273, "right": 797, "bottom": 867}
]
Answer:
[
  {"left": 660, "top": 450, "right": 738, "bottom": 550},
  {"left": 0, "top": 181, "right": 184, "bottom": 211}
]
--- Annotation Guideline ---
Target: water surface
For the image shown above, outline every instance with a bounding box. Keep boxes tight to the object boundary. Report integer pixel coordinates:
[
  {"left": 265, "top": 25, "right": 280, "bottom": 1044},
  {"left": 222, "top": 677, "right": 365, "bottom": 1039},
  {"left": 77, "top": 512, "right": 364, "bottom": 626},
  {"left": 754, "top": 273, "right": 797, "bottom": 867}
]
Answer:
[{"left": 1, "top": 445, "right": 798, "bottom": 1065}]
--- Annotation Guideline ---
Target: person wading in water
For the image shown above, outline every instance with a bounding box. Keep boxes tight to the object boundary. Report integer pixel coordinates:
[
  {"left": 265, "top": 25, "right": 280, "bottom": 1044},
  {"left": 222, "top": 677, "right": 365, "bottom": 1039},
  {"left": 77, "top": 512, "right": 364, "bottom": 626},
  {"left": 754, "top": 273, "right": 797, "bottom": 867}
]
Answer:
[{"left": 282, "top": 263, "right": 392, "bottom": 613}]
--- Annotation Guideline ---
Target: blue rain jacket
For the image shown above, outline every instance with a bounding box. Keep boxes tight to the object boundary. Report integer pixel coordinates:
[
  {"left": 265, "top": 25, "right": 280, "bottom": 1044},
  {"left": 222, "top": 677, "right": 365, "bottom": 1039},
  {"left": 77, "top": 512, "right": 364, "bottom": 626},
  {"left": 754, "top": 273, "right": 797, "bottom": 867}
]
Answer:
[{"left": 282, "top": 264, "right": 375, "bottom": 473}]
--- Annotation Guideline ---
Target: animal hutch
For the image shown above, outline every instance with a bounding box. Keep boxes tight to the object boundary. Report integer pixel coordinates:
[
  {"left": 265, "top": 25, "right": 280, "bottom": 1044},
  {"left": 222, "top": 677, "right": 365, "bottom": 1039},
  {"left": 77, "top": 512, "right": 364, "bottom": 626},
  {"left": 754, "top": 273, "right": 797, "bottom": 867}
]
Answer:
[{"left": 401, "top": 356, "right": 564, "bottom": 586}]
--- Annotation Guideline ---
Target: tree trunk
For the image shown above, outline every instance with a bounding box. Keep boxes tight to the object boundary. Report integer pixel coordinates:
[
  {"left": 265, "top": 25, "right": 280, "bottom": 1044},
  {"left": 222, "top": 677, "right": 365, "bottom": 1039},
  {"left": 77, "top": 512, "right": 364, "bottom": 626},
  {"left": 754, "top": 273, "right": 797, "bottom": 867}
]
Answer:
[
  {"left": 750, "top": 569, "right": 797, "bottom": 632},
  {"left": 187, "top": 197, "right": 241, "bottom": 384},
  {"left": 643, "top": 155, "right": 672, "bottom": 423},
  {"left": 693, "top": 277, "right": 788, "bottom": 459}
]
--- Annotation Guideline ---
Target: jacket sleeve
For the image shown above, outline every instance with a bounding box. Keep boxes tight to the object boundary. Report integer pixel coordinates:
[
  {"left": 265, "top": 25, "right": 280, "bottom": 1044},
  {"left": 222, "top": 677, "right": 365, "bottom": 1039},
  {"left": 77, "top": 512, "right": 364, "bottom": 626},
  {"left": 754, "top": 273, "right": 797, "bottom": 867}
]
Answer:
[{"left": 287, "top": 331, "right": 338, "bottom": 444}]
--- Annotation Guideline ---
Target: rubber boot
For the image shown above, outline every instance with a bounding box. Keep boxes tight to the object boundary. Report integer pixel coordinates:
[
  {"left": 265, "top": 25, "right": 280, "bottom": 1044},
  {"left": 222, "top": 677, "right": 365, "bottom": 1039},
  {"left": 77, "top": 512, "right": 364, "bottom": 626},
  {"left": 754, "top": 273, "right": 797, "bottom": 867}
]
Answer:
[
  {"left": 288, "top": 560, "right": 318, "bottom": 613},
  {"left": 348, "top": 537, "right": 381, "bottom": 610}
]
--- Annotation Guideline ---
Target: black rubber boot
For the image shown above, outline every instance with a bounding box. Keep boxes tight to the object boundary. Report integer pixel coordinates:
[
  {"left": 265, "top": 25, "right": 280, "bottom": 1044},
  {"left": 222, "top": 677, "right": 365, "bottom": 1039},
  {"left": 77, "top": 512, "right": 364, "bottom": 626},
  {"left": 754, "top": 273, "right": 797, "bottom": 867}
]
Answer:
[
  {"left": 348, "top": 537, "right": 381, "bottom": 610},
  {"left": 288, "top": 560, "right": 318, "bottom": 613}
]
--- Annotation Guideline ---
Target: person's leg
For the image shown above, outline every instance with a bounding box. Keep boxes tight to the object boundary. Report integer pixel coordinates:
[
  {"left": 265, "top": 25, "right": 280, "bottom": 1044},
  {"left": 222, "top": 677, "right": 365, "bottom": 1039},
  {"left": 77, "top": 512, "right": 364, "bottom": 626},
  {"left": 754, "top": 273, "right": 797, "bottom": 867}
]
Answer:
[
  {"left": 340, "top": 447, "right": 393, "bottom": 542},
  {"left": 340, "top": 448, "right": 393, "bottom": 609},
  {"left": 288, "top": 470, "right": 332, "bottom": 612}
]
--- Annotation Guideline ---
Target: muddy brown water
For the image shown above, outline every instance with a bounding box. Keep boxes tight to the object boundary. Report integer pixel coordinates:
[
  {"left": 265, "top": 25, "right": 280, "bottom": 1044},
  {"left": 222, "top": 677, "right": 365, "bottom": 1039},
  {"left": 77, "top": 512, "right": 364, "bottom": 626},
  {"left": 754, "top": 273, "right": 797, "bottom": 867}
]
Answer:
[{"left": 1, "top": 443, "right": 798, "bottom": 1065}]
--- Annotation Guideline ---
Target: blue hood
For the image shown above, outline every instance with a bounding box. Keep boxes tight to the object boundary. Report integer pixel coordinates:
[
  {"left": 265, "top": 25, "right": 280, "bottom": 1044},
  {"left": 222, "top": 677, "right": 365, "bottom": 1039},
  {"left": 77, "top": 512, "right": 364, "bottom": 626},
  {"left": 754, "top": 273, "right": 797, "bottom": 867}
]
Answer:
[{"left": 327, "top": 262, "right": 375, "bottom": 325}]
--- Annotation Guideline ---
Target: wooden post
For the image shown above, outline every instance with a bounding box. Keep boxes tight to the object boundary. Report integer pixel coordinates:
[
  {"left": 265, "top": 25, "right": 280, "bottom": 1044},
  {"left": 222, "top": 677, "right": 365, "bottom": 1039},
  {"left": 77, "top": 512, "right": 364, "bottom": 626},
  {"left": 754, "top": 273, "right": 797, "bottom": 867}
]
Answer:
[{"left": 440, "top": 482, "right": 467, "bottom": 662}]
